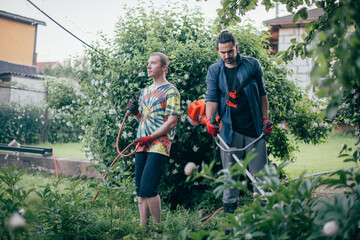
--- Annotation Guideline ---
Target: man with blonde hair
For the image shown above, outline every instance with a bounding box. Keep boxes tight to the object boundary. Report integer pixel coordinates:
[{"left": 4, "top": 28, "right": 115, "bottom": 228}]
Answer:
[{"left": 126, "top": 52, "right": 181, "bottom": 226}]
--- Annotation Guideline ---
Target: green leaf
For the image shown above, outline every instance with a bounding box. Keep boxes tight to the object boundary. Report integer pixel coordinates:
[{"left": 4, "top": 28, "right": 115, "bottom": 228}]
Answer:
[
  {"left": 319, "top": 31, "right": 327, "bottom": 42},
  {"left": 301, "top": 33, "right": 306, "bottom": 40},
  {"left": 290, "top": 38, "right": 298, "bottom": 44},
  {"left": 262, "top": 0, "right": 274, "bottom": 11},
  {"left": 299, "top": 7, "right": 308, "bottom": 20},
  {"left": 293, "top": 11, "right": 300, "bottom": 23},
  {"left": 343, "top": 158, "right": 355, "bottom": 163},
  {"left": 305, "top": 21, "right": 314, "bottom": 34}
]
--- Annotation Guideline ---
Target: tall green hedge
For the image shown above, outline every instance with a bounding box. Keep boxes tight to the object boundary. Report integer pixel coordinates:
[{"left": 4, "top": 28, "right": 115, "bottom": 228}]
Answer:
[
  {"left": 0, "top": 103, "right": 44, "bottom": 144},
  {"left": 0, "top": 103, "right": 80, "bottom": 144},
  {"left": 77, "top": 2, "right": 331, "bottom": 208}
]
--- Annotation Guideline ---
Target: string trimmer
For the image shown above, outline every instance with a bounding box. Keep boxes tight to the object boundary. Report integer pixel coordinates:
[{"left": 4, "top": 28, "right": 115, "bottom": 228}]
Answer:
[
  {"left": 187, "top": 99, "right": 268, "bottom": 224},
  {"left": 187, "top": 99, "right": 266, "bottom": 195}
]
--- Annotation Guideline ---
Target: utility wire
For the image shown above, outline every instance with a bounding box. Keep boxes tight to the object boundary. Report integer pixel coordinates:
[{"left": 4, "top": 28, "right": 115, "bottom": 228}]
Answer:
[{"left": 26, "top": 0, "right": 105, "bottom": 56}]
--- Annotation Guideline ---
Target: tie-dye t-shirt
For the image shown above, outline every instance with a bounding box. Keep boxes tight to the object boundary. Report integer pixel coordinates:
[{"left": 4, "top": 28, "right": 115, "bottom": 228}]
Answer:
[{"left": 136, "top": 83, "right": 181, "bottom": 156}]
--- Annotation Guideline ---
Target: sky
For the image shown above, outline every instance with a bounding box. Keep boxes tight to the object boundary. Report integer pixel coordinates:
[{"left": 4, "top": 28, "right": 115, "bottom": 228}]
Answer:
[{"left": 0, "top": 0, "right": 286, "bottom": 63}]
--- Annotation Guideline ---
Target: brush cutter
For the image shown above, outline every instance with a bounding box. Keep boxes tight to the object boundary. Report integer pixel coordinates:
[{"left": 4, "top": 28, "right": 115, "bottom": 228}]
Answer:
[{"left": 187, "top": 99, "right": 266, "bottom": 196}]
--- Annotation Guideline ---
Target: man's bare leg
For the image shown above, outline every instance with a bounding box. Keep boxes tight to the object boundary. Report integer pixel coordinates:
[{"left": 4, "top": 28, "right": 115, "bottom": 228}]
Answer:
[
  {"left": 138, "top": 197, "right": 150, "bottom": 226},
  {"left": 146, "top": 195, "right": 161, "bottom": 224}
]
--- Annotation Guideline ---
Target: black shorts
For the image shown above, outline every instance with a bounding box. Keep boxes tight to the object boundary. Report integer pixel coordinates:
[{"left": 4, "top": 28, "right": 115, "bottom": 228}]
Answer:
[{"left": 135, "top": 152, "right": 167, "bottom": 197}]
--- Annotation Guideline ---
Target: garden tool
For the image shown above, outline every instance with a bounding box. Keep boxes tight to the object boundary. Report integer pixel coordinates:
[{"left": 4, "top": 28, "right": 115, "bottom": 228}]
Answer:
[
  {"left": 187, "top": 99, "right": 268, "bottom": 225},
  {"left": 187, "top": 99, "right": 266, "bottom": 196}
]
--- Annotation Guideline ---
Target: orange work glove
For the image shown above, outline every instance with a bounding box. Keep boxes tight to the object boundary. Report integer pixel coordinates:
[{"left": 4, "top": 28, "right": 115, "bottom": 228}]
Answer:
[
  {"left": 136, "top": 136, "right": 152, "bottom": 146},
  {"left": 206, "top": 117, "right": 220, "bottom": 136}
]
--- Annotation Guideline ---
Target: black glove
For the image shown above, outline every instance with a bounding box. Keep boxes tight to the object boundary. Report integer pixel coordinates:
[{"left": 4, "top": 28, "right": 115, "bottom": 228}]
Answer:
[{"left": 125, "top": 95, "right": 139, "bottom": 115}]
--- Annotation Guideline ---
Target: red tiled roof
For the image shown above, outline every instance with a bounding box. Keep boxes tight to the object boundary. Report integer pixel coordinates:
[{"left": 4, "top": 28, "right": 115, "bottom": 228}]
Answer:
[
  {"left": 37, "top": 62, "right": 58, "bottom": 71},
  {"left": 264, "top": 8, "right": 324, "bottom": 26}
]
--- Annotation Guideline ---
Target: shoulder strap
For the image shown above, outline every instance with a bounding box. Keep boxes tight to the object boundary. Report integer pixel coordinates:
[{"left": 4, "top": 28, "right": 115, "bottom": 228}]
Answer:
[{"left": 219, "top": 73, "right": 252, "bottom": 100}]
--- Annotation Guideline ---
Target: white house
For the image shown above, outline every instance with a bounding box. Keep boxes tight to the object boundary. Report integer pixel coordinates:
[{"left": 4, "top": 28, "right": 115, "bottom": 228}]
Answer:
[
  {"left": 263, "top": 8, "right": 324, "bottom": 91},
  {"left": 0, "top": 10, "right": 46, "bottom": 107}
]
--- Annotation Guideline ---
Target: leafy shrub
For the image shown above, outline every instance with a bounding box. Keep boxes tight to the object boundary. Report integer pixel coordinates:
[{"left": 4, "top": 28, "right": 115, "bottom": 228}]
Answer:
[
  {"left": 0, "top": 167, "right": 34, "bottom": 239},
  {"left": 188, "top": 159, "right": 360, "bottom": 239},
  {"left": 76, "top": 1, "right": 331, "bottom": 208},
  {"left": 47, "top": 110, "right": 81, "bottom": 143},
  {"left": 90, "top": 161, "right": 137, "bottom": 238},
  {"left": 337, "top": 85, "right": 360, "bottom": 162},
  {"left": 0, "top": 103, "right": 45, "bottom": 144},
  {"left": 34, "top": 181, "right": 97, "bottom": 239},
  {"left": 45, "top": 76, "right": 84, "bottom": 143},
  {"left": 46, "top": 77, "right": 81, "bottom": 112},
  {"left": 0, "top": 101, "right": 82, "bottom": 145}
]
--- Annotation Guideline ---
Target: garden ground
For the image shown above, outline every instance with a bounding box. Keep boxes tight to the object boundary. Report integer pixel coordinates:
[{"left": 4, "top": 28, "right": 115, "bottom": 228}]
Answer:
[
  {"left": 31, "top": 131, "right": 357, "bottom": 200},
  {"left": 33, "top": 131, "right": 357, "bottom": 178}
]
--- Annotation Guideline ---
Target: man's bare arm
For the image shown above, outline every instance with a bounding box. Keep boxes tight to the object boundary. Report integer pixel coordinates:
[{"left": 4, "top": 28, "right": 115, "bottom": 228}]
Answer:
[
  {"left": 206, "top": 101, "right": 218, "bottom": 119},
  {"left": 260, "top": 95, "right": 269, "bottom": 119}
]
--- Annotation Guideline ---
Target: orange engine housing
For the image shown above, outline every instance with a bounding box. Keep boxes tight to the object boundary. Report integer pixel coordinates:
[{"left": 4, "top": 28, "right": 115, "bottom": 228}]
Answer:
[
  {"left": 187, "top": 99, "right": 206, "bottom": 124},
  {"left": 187, "top": 99, "right": 222, "bottom": 129}
]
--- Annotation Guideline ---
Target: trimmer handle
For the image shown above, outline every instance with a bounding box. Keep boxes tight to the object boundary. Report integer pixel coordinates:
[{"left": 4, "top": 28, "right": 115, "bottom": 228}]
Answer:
[
  {"left": 198, "top": 115, "right": 222, "bottom": 131},
  {"left": 125, "top": 91, "right": 138, "bottom": 117},
  {"left": 209, "top": 116, "right": 219, "bottom": 128},
  {"left": 198, "top": 115, "right": 208, "bottom": 125}
]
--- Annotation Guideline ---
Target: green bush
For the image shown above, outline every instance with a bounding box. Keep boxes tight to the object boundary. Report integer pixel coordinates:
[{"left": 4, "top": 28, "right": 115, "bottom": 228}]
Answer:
[
  {"left": 0, "top": 103, "right": 80, "bottom": 144},
  {"left": 337, "top": 85, "right": 360, "bottom": 159},
  {"left": 0, "top": 167, "right": 34, "bottom": 239},
  {"left": 34, "top": 181, "right": 97, "bottom": 239},
  {"left": 76, "top": 1, "right": 331, "bottom": 208},
  {"left": 0, "top": 103, "right": 44, "bottom": 144},
  {"left": 47, "top": 110, "right": 81, "bottom": 143},
  {"left": 188, "top": 158, "right": 360, "bottom": 239}
]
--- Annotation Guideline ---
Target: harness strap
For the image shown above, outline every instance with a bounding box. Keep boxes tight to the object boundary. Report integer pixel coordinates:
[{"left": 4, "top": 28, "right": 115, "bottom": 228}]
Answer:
[{"left": 219, "top": 76, "right": 252, "bottom": 108}]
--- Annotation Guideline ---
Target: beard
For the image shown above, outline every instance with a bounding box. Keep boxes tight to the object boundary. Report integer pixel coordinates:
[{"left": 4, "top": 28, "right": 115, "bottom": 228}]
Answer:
[{"left": 224, "top": 57, "right": 235, "bottom": 64}]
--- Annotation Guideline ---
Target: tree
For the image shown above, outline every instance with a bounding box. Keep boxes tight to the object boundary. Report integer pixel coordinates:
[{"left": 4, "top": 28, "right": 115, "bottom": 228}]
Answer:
[
  {"left": 214, "top": 0, "right": 360, "bottom": 151},
  {"left": 77, "top": 1, "right": 330, "bottom": 208}
]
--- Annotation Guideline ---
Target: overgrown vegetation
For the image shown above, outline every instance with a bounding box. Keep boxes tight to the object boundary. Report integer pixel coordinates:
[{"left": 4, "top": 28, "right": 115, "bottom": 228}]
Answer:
[
  {"left": 0, "top": 166, "right": 221, "bottom": 239},
  {"left": 187, "top": 150, "right": 360, "bottom": 239},
  {"left": 0, "top": 151, "right": 359, "bottom": 239},
  {"left": 75, "top": 1, "right": 330, "bottom": 208},
  {"left": 0, "top": 103, "right": 79, "bottom": 144}
]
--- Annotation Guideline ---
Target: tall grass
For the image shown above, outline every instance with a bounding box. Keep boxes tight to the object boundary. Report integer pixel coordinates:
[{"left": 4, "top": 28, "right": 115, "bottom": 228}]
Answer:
[{"left": 15, "top": 170, "right": 223, "bottom": 239}]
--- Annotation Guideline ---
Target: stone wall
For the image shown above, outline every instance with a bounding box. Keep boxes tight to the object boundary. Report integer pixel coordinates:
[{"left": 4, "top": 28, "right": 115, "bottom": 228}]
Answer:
[
  {"left": 9, "top": 75, "right": 46, "bottom": 107},
  {"left": 0, "top": 151, "right": 100, "bottom": 178}
]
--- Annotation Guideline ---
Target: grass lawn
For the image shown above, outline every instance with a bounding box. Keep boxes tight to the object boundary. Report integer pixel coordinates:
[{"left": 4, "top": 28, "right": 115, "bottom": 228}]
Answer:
[
  {"left": 32, "top": 142, "right": 85, "bottom": 159},
  {"left": 29, "top": 131, "right": 357, "bottom": 178},
  {"left": 275, "top": 132, "right": 357, "bottom": 178}
]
